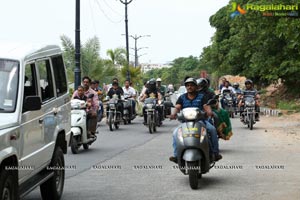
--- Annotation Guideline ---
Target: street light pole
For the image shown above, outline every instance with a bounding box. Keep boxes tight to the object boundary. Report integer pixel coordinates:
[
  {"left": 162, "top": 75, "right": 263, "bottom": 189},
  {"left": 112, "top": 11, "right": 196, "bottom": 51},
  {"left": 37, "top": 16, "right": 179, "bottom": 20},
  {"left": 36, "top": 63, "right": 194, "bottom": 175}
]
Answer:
[
  {"left": 120, "top": 0, "right": 133, "bottom": 81},
  {"left": 74, "top": 0, "right": 81, "bottom": 89},
  {"left": 129, "top": 34, "right": 150, "bottom": 67}
]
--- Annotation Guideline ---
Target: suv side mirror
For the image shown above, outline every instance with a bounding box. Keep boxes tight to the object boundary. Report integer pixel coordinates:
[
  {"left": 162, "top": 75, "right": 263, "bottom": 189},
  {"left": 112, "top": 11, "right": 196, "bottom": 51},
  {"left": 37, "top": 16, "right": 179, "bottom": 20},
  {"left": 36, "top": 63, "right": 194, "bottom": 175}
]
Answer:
[{"left": 23, "top": 96, "right": 42, "bottom": 111}]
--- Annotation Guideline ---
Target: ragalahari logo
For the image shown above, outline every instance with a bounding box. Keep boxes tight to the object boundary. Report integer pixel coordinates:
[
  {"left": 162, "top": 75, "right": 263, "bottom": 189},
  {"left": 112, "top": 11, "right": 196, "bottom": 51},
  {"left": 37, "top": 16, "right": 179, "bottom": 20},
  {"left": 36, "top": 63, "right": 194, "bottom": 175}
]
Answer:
[{"left": 230, "top": 2, "right": 247, "bottom": 18}]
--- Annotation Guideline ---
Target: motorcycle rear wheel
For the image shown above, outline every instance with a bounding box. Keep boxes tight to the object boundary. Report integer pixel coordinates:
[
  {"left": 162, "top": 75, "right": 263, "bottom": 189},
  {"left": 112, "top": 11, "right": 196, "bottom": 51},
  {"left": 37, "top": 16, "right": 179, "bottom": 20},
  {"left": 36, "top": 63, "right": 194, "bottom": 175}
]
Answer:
[{"left": 83, "top": 144, "right": 89, "bottom": 150}]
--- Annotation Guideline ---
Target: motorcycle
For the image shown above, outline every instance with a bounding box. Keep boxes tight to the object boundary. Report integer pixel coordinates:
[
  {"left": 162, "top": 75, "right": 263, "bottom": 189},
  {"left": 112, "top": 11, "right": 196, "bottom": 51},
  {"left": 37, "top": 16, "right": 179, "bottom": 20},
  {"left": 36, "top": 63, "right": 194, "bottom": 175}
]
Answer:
[
  {"left": 70, "top": 95, "right": 97, "bottom": 154},
  {"left": 107, "top": 94, "right": 123, "bottom": 131},
  {"left": 97, "top": 100, "right": 103, "bottom": 123},
  {"left": 122, "top": 97, "right": 136, "bottom": 124},
  {"left": 174, "top": 107, "right": 215, "bottom": 189},
  {"left": 163, "top": 92, "right": 174, "bottom": 118},
  {"left": 144, "top": 97, "right": 160, "bottom": 133},
  {"left": 221, "top": 90, "right": 235, "bottom": 118},
  {"left": 241, "top": 95, "right": 257, "bottom": 130}
]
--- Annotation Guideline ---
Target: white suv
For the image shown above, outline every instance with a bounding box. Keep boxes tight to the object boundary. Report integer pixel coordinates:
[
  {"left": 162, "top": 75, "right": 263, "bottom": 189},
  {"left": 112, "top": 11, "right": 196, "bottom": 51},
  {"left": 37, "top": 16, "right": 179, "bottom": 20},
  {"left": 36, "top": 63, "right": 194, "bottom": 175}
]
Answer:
[{"left": 0, "top": 44, "right": 71, "bottom": 200}]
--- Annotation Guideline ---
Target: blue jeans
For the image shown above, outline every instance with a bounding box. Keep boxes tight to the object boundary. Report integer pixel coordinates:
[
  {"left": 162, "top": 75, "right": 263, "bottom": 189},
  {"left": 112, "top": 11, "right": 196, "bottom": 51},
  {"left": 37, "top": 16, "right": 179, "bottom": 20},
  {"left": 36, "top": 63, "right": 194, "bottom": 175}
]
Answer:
[{"left": 172, "top": 120, "right": 219, "bottom": 157}]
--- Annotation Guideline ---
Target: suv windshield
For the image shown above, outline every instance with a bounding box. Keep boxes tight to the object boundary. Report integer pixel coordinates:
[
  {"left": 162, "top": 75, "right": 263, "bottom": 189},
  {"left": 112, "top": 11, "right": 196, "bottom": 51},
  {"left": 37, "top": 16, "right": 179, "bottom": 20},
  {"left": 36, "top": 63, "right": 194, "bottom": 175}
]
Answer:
[{"left": 0, "top": 59, "right": 19, "bottom": 112}]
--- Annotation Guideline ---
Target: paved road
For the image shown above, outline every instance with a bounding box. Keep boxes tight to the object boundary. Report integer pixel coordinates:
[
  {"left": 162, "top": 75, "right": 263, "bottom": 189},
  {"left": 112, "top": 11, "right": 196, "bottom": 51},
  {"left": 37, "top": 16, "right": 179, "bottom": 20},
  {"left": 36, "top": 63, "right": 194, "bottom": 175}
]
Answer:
[{"left": 24, "top": 114, "right": 300, "bottom": 200}]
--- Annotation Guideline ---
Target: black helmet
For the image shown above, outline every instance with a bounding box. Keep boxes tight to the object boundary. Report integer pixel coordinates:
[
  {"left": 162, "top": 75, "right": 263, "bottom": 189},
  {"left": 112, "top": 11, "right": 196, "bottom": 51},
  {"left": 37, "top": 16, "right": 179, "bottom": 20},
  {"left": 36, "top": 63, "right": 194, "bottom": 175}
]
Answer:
[
  {"left": 148, "top": 78, "right": 156, "bottom": 85},
  {"left": 196, "top": 78, "right": 208, "bottom": 90},
  {"left": 233, "top": 82, "right": 239, "bottom": 88},
  {"left": 148, "top": 78, "right": 156, "bottom": 90},
  {"left": 184, "top": 78, "right": 197, "bottom": 86},
  {"left": 245, "top": 79, "right": 253, "bottom": 85}
]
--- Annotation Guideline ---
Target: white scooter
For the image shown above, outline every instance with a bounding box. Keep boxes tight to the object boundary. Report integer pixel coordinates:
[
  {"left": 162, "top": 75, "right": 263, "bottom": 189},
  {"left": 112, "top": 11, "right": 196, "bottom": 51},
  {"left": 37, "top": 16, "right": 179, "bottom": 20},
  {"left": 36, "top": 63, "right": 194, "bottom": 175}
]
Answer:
[{"left": 70, "top": 96, "right": 97, "bottom": 154}]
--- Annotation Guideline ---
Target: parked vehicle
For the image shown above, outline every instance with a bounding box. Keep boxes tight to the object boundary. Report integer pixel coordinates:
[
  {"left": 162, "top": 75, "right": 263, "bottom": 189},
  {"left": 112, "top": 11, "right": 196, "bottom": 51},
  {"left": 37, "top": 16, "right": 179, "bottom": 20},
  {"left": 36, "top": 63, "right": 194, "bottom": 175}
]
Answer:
[
  {"left": 0, "top": 44, "right": 71, "bottom": 199},
  {"left": 144, "top": 97, "right": 160, "bottom": 133},
  {"left": 241, "top": 95, "right": 257, "bottom": 130},
  {"left": 70, "top": 94, "right": 97, "bottom": 154},
  {"left": 174, "top": 107, "right": 215, "bottom": 189}
]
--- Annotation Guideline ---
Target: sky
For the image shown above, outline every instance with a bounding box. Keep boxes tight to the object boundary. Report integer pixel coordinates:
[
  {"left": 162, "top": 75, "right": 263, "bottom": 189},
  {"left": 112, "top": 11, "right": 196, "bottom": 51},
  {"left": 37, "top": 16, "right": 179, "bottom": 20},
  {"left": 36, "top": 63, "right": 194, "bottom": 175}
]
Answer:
[{"left": 0, "top": 0, "right": 230, "bottom": 64}]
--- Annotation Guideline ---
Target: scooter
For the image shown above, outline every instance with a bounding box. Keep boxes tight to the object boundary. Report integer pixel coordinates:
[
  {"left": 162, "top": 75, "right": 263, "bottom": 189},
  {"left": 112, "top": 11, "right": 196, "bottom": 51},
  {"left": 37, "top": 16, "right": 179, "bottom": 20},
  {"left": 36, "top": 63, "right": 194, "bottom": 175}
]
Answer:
[
  {"left": 70, "top": 96, "right": 97, "bottom": 154},
  {"left": 174, "top": 107, "right": 215, "bottom": 189}
]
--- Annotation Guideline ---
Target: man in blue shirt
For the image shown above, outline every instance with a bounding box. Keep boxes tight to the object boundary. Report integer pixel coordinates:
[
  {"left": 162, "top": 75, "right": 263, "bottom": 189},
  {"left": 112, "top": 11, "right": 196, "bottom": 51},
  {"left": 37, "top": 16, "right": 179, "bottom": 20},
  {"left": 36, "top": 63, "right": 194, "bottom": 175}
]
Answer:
[{"left": 169, "top": 78, "right": 222, "bottom": 163}]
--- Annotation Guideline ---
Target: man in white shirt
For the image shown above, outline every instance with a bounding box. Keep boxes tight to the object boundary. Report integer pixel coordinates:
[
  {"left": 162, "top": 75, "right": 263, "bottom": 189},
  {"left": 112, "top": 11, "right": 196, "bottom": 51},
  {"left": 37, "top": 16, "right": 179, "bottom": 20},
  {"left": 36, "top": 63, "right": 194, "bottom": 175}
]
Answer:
[{"left": 123, "top": 80, "right": 137, "bottom": 115}]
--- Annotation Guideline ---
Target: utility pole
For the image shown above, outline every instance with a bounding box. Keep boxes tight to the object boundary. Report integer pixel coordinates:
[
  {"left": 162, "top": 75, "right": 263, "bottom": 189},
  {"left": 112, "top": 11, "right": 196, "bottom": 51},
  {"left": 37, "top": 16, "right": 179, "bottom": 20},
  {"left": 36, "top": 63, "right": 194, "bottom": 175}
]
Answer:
[
  {"left": 74, "top": 0, "right": 81, "bottom": 89},
  {"left": 129, "top": 34, "right": 150, "bottom": 67},
  {"left": 120, "top": 0, "right": 133, "bottom": 81}
]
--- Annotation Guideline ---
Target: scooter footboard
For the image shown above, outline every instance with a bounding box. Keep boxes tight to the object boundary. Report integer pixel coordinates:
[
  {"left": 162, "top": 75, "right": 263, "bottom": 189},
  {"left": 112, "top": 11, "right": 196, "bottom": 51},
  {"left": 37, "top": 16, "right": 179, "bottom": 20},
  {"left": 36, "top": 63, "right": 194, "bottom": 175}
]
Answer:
[{"left": 183, "top": 149, "right": 202, "bottom": 161}]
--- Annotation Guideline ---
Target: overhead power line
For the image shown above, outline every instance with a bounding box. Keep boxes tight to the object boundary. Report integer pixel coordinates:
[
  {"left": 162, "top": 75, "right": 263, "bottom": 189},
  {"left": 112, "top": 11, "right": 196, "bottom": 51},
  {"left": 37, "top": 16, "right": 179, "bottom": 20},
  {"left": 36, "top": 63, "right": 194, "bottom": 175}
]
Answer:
[
  {"left": 102, "top": 0, "right": 122, "bottom": 16},
  {"left": 94, "top": 0, "right": 123, "bottom": 24}
]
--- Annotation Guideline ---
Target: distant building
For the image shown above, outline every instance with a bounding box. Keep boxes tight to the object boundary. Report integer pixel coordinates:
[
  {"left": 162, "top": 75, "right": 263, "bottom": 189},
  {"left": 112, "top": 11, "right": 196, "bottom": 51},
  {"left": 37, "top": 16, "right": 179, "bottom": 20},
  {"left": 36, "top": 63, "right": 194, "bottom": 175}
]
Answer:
[{"left": 140, "top": 62, "right": 172, "bottom": 73}]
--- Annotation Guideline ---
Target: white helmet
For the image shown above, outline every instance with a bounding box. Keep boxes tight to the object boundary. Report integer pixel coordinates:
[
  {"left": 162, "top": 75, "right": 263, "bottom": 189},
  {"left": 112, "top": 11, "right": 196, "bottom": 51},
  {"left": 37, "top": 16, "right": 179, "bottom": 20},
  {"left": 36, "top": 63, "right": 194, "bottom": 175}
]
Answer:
[{"left": 156, "top": 78, "right": 162, "bottom": 82}]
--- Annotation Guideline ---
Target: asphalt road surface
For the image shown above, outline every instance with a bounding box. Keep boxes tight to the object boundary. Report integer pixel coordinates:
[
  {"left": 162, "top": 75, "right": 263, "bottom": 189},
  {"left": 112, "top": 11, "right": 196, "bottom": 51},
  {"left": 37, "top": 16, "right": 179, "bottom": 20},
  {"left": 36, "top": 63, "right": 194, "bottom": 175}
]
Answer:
[{"left": 24, "top": 114, "right": 300, "bottom": 200}]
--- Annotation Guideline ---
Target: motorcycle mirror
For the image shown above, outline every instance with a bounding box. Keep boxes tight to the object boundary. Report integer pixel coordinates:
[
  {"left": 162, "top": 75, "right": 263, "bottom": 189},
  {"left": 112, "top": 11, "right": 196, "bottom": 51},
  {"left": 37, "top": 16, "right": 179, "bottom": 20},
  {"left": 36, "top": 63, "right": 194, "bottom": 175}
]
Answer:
[
  {"left": 213, "top": 94, "right": 219, "bottom": 99},
  {"left": 207, "top": 99, "right": 217, "bottom": 106},
  {"left": 177, "top": 112, "right": 184, "bottom": 121}
]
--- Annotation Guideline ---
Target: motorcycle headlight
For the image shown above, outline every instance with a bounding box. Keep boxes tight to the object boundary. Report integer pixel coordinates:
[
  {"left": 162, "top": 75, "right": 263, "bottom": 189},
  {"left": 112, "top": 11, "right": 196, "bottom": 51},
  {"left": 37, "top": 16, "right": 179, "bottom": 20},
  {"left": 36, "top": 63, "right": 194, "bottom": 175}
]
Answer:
[
  {"left": 177, "top": 127, "right": 183, "bottom": 143},
  {"left": 245, "top": 101, "right": 255, "bottom": 106},
  {"left": 146, "top": 104, "right": 154, "bottom": 109},
  {"left": 182, "top": 108, "right": 198, "bottom": 120}
]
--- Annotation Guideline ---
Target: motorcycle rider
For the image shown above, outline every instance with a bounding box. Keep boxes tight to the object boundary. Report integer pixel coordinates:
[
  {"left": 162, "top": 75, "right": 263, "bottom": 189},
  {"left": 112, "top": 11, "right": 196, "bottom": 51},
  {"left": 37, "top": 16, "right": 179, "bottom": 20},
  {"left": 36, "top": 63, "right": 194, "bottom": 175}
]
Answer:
[
  {"left": 220, "top": 80, "right": 235, "bottom": 109},
  {"left": 156, "top": 78, "right": 167, "bottom": 98},
  {"left": 72, "top": 76, "right": 99, "bottom": 138},
  {"left": 139, "top": 80, "right": 149, "bottom": 101},
  {"left": 123, "top": 79, "right": 137, "bottom": 116},
  {"left": 239, "top": 79, "right": 260, "bottom": 121},
  {"left": 169, "top": 78, "right": 222, "bottom": 163},
  {"left": 140, "top": 79, "right": 163, "bottom": 125},
  {"left": 107, "top": 81, "right": 124, "bottom": 121},
  {"left": 219, "top": 77, "right": 227, "bottom": 93},
  {"left": 197, "top": 78, "right": 215, "bottom": 100},
  {"left": 232, "top": 82, "right": 242, "bottom": 95}
]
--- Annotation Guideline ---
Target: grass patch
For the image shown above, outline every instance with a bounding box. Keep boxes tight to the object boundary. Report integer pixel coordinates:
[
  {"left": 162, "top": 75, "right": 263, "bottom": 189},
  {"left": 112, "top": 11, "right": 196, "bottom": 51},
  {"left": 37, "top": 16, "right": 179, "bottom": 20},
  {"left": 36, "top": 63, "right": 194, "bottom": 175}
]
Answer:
[{"left": 277, "top": 100, "right": 300, "bottom": 112}]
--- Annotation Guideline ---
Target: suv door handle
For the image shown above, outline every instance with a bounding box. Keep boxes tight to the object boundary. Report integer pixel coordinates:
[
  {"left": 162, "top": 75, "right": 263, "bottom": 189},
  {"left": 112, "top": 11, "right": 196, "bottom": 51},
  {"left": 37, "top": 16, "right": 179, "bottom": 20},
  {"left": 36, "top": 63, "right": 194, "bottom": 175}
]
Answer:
[{"left": 39, "top": 119, "right": 44, "bottom": 124}]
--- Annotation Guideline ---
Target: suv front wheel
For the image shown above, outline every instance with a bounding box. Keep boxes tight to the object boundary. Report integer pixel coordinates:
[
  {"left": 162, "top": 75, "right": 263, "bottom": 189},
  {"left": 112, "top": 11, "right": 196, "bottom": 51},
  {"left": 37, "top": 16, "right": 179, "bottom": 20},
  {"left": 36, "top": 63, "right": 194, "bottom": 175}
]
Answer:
[{"left": 40, "top": 147, "right": 65, "bottom": 200}]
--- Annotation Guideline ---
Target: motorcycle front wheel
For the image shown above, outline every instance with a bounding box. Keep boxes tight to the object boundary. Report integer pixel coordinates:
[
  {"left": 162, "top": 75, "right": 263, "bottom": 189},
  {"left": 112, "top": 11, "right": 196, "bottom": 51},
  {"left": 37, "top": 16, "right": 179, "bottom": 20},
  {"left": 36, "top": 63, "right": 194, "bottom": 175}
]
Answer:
[
  {"left": 108, "top": 113, "right": 114, "bottom": 131},
  {"left": 71, "top": 136, "right": 79, "bottom": 154},
  {"left": 147, "top": 114, "right": 153, "bottom": 134},
  {"left": 249, "top": 114, "right": 253, "bottom": 130},
  {"left": 187, "top": 161, "right": 200, "bottom": 189}
]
